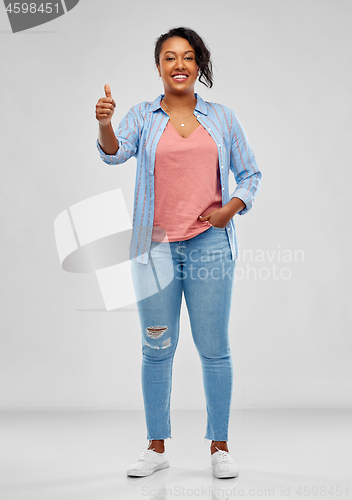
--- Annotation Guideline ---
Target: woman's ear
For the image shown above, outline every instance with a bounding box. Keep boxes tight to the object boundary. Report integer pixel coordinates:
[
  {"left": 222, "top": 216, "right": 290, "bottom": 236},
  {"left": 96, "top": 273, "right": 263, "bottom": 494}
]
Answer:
[{"left": 156, "top": 64, "right": 161, "bottom": 77}]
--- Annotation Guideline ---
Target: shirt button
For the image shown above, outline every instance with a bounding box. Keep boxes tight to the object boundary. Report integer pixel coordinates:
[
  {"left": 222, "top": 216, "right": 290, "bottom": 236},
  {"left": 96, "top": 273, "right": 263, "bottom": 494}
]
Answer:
[{"left": 218, "top": 143, "right": 221, "bottom": 147}]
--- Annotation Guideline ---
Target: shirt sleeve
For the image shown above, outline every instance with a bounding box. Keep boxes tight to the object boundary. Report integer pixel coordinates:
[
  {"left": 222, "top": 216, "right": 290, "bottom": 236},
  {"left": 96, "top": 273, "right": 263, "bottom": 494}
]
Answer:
[
  {"left": 229, "top": 111, "right": 262, "bottom": 215},
  {"left": 96, "top": 103, "right": 144, "bottom": 165}
]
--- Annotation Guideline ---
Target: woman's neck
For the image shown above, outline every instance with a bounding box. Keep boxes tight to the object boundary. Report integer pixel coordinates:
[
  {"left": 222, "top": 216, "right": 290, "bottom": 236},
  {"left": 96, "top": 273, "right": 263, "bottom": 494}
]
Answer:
[{"left": 161, "top": 91, "right": 197, "bottom": 112}]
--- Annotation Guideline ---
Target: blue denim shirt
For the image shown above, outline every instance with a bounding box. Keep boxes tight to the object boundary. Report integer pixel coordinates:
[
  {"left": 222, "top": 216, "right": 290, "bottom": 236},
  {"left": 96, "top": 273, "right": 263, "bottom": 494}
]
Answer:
[{"left": 96, "top": 93, "right": 262, "bottom": 265}]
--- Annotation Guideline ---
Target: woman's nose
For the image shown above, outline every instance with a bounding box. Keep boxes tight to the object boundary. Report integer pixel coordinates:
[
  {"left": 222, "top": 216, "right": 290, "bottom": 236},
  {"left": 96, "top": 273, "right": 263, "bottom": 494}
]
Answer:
[{"left": 175, "top": 59, "right": 185, "bottom": 70}]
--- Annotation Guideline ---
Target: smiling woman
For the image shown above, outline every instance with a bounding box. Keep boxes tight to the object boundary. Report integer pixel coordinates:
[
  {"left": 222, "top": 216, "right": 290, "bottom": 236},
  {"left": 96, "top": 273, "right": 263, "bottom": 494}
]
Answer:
[
  {"left": 154, "top": 29, "right": 212, "bottom": 136},
  {"left": 154, "top": 26, "right": 213, "bottom": 88},
  {"left": 95, "top": 26, "right": 262, "bottom": 480}
]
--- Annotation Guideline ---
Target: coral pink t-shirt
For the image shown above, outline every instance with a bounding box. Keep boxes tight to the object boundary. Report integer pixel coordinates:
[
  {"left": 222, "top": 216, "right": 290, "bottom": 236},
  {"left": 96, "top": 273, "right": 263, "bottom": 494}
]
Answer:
[{"left": 151, "top": 121, "right": 223, "bottom": 242}]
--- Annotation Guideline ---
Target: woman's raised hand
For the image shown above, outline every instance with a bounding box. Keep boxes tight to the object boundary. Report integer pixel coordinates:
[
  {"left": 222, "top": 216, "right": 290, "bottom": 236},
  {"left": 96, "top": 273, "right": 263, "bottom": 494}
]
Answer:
[{"left": 95, "top": 84, "right": 116, "bottom": 126}]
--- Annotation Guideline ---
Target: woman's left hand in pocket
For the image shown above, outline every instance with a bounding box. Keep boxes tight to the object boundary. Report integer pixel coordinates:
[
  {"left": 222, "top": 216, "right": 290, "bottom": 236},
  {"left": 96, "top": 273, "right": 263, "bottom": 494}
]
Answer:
[{"left": 198, "top": 207, "right": 231, "bottom": 228}]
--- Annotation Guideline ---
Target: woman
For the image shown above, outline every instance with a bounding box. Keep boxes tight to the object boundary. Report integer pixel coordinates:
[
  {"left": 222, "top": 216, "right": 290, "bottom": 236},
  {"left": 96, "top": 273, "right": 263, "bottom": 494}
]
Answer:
[{"left": 95, "top": 27, "right": 262, "bottom": 479}]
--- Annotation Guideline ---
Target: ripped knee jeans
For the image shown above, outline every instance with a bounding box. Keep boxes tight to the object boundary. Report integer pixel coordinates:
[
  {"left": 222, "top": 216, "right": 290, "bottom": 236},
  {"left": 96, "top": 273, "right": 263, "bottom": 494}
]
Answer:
[{"left": 130, "top": 226, "right": 236, "bottom": 442}]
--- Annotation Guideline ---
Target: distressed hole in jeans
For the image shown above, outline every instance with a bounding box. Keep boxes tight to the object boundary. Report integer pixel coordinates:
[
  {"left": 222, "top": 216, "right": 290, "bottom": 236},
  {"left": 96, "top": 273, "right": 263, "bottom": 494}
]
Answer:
[
  {"left": 144, "top": 340, "right": 159, "bottom": 349},
  {"left": 146, "top": 325, "right": 168, "bottom": 339},
  {"left": 162, "top": 337, "right": 171, "bottom": 349},
  {"left": 144, "top": 337, "right": 172, "bottom": 350}
]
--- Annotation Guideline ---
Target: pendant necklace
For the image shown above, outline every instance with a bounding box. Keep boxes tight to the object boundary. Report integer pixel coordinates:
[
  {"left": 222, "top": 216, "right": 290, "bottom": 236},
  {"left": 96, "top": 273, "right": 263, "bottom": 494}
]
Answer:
[{"left": 161, "top": 100, "right": 195, "bottom": 127}]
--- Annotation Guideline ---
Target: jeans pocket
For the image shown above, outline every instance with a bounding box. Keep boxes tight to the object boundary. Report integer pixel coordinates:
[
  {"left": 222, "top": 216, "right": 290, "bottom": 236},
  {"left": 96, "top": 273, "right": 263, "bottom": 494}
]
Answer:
[{"left": 210, "top": 225, "right": 226, "bottom": 231}]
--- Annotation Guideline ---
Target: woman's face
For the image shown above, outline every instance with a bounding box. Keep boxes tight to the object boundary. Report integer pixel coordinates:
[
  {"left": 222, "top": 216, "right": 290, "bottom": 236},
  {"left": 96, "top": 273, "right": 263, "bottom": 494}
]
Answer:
[{"left": 156, "top": 36, "right": 199, "bottom": 95}]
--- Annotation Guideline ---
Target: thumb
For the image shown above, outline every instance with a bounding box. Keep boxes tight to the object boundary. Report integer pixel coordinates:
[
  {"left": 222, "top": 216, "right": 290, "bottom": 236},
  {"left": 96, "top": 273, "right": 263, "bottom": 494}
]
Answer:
[
  {"left": 104, "top": 84, "right": 112, "bottom": 98},
  {"left": 199, "top": 214, "right": 210, "bottom": 221}
]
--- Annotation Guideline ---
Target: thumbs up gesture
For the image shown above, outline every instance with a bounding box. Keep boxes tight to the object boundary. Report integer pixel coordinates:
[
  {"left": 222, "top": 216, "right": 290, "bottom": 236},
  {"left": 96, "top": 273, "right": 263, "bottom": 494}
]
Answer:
[{"left": 96, "top": 84, "right": 116, "bottom": 126}]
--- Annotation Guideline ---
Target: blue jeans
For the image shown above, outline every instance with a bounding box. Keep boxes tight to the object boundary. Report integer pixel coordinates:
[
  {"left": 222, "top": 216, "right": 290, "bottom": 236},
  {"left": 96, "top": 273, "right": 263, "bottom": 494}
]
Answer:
[{"left": 130, "top": 225, "right": 236, "bottom": 442}]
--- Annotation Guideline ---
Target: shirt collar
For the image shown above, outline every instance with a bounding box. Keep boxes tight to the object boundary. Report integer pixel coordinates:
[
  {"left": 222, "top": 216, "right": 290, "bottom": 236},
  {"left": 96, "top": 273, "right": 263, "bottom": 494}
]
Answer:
[{"left": 149, "top": 93, "right": 208, "bottom": 116}]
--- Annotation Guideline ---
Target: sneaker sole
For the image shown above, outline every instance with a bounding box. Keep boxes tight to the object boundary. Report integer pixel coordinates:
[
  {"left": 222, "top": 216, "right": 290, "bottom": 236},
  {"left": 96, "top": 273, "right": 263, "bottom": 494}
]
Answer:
[
  {"left": 213, "top": 469, "right": 239, "bottom": 479},
  {"left": 127, "top": 461, "right": 170, "bottom": 477}
]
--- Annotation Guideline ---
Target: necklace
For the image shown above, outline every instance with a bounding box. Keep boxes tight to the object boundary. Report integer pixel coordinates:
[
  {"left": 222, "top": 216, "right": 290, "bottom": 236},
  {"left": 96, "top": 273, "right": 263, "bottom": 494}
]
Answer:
[
  {"left": 161, "top": 100, "right": 196, "bottom": 127},
  {"left": 161, "top": 100, "right": 195, "bottom": 113}
]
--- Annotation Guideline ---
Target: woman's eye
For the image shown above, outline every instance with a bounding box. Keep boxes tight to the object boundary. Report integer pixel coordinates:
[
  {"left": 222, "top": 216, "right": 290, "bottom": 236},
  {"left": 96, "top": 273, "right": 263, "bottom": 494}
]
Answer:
[{"left": 165, "top": 57, "right": 193, "bottom": 61}]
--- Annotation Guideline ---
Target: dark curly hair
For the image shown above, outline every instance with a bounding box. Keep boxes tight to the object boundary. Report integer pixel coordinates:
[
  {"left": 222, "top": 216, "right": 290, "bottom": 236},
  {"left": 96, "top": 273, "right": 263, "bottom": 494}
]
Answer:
[{"left": 154, "top": 27, "right": 213, "bottom": 88}]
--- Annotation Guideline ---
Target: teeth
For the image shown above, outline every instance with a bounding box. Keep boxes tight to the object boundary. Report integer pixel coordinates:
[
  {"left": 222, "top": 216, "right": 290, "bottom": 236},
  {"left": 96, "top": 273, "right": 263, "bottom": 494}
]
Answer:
[{"left": 173, "top": 75, "right": 187, "bottom": 79}]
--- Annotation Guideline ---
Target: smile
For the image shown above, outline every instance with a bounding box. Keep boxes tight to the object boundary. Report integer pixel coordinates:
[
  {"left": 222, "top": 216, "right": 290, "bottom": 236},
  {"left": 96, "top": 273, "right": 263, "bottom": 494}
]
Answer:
[{"left": 172, "top": 75, "right": 188, "bottom": 80}]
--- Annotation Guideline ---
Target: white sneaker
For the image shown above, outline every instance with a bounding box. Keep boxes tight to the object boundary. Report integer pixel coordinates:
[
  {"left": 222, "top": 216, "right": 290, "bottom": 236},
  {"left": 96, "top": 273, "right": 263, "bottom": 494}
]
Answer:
[
  {"left": 127, "top": 448, "right": 169, "bottom": 477},
  {"left": 211, "top": 447, "right": 239, "bottom": 478}
]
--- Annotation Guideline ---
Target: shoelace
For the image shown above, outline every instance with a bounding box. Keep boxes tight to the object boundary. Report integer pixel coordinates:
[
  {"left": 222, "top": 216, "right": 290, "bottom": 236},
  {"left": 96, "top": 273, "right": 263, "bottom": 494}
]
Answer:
[
  {"left": 215, "top": 447, "right": 231, "bottom": 462},
  {"left": 139, "top": 448, "right": 156, "bottom": 461}
]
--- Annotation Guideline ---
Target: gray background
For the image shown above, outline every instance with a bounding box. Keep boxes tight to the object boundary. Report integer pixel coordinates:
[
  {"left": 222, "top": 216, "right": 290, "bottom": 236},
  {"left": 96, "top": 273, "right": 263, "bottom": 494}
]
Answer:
[{"left": 0, "top": 0, "right": 351, "bottom": 410}]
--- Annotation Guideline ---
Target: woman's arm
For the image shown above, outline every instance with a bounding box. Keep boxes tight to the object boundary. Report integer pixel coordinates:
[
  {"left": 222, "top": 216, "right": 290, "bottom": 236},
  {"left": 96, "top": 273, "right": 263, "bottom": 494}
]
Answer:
[
  {"left": 228, "top": 111, "right": 262, "bottom": 216},
  {"left": 199, "top": 109, "right": 261, "bottom": 228},
  {"left": 95, "top": 86, "right": 144, "bottom": 166},
  {"left": 96, "top": 84, "right": 119, "bottom": 154},
  {"left": 224, "top": 197, "right": 246, "bottom": 217},
  {"left": 98, "top": 122, "right": 119, "bottom": 155},
  {"left": 199, "top": 197, "right": 246, "bottom": 227}
]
